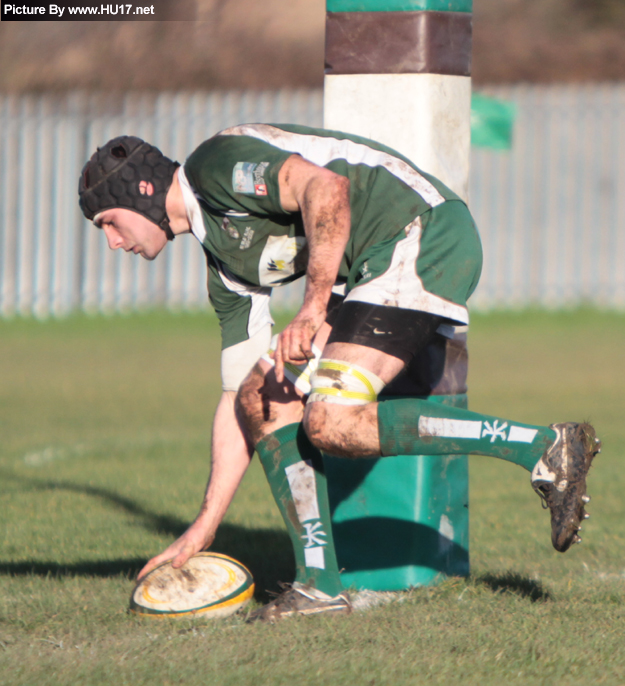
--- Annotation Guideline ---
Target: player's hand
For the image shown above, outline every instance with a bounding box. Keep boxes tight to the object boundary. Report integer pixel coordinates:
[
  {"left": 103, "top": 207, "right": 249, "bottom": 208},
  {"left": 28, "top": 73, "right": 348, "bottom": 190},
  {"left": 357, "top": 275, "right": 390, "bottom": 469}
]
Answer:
[
  {"left": 273, "top": 307, "right": 325, "bottom": 382},
  {"left": 137, "top": 525, "right": 215, "bottom": 580}
]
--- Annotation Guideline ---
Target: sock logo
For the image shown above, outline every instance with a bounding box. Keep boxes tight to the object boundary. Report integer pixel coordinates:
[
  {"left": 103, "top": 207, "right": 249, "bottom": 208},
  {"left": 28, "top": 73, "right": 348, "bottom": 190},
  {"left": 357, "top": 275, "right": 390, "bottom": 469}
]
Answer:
[
  {"left": 301, "top": 521, "right": 327, "bottom": 548},
  {"left": 482, "top": 420, "right": 508, "bottom": 443}
]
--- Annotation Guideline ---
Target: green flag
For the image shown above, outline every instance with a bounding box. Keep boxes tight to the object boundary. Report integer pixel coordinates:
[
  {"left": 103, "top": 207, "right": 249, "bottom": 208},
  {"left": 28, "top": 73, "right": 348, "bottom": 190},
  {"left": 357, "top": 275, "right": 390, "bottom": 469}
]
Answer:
[{"left": 471, "top": 93, "right": 516, "bottom": 150}]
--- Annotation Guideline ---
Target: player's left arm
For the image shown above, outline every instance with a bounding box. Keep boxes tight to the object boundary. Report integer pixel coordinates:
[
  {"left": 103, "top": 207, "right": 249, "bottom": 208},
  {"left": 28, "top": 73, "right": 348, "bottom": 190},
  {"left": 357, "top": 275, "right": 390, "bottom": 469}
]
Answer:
[
  {"left": 137, "top": 390, "right": 253, "bottom": 579},
  {"left": 273, "top": 155, "right": 351, "bottom": 382}
]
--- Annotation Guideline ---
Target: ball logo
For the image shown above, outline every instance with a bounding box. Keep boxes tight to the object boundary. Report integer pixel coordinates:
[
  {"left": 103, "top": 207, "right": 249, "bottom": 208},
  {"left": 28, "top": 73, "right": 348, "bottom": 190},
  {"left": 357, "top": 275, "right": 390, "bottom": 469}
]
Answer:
[{"left": 139, "top": 180, "right": 154, "bottom": 196}]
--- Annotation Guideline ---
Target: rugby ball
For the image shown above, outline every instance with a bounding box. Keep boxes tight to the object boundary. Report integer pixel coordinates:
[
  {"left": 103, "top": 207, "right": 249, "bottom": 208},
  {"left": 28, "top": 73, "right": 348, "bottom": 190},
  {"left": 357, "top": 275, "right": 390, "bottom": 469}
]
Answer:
[{"left": 129, "top": 552, "right": 255, "bottom": 619}]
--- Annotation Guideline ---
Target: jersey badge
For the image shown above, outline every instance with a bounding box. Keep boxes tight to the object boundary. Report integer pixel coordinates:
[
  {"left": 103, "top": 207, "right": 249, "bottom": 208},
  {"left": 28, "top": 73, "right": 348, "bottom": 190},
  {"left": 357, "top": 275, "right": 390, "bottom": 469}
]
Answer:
[
  {"left": 220, "top": 216, "right": 240, "bottom": 240},
  {"left": 233, "top": 161, "right": 270, "bottom": 196}
]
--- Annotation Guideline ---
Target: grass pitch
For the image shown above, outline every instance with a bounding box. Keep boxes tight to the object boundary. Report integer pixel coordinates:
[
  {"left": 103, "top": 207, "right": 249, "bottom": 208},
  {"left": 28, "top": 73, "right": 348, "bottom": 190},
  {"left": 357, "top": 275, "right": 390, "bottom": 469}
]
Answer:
[{"left": 1, "top": 309, "right": 624, "bottom": 685}]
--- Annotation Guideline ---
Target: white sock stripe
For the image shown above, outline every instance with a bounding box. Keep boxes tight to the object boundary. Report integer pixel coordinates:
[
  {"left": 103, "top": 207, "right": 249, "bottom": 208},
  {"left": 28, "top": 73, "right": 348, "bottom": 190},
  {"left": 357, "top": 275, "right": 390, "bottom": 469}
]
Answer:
[
  {"left": 285, "top": 461, "right": 321, "bottom": 522},
  {"left": 419, "top": 416, "right": 539, "bottom": 444},
  {"left": 304, "top": 547, "right": 326, "bottom": 570},
  {"left": 418, "top": 417, "right": 482, "bottom": 439},
  {"left": 507, "top": 426, "right": 538, "bottom": 443}
]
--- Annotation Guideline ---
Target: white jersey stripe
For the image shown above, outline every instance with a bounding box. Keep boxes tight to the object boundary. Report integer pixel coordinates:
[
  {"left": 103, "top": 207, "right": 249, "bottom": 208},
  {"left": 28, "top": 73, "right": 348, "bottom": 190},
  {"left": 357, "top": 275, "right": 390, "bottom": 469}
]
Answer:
[
  {"left": 180, "top": 167, "right": 273, "bottom": 348},
  {"left": 218, "top": 124, "right": 446, "bottom": 208},
  {"left": 207, "top": 253, "right": 273, "bottom": 339},
  {"left": 178, "top": 166, "right": 207, "bottom": 243},
  {"left": 345, "top": 217, "right": 469, "bottom": 324}
]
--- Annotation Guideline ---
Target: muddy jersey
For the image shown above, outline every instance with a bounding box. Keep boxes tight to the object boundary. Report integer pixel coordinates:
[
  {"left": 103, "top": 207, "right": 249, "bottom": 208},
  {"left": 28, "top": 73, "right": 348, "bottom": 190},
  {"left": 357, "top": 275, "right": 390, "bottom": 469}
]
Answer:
[{"left": 180, "top": 123, "right": 462, "bottom": 350}]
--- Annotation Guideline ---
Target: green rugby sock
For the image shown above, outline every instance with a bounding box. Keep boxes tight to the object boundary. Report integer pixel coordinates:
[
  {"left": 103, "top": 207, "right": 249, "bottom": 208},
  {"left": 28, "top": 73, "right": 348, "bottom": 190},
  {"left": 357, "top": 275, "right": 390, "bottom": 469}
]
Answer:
[
  {"left": 256, "top": 423, "right": 344, "bottom": 598},
  {"left": 378, "top": 398, "right": 556, "bottom": 472}
]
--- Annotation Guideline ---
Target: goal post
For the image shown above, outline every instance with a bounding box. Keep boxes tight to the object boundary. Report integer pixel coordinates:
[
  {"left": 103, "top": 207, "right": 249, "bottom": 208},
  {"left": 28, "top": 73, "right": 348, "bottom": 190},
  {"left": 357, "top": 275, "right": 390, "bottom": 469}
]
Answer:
[{"left": 323, "top": 0, "right": 473, "bottom": 590}]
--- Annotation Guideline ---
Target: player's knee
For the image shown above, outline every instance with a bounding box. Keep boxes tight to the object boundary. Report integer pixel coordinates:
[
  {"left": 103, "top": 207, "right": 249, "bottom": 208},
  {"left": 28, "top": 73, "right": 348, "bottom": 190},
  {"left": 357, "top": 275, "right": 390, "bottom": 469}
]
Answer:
[
  {"left": 236, "top": 363, "right": 306, "bottom": 444},
  {"left": 303, "top": 402, "right": 332, "bottom": 452},
  {"left": 235, "top": 365, "right": 267, "bottom": 437},
  {"left": 304, "top": 357, "right": 385, "bottom": 453},
  {"left": 304, "top": 402, "right": 362, "bottom": 457}
]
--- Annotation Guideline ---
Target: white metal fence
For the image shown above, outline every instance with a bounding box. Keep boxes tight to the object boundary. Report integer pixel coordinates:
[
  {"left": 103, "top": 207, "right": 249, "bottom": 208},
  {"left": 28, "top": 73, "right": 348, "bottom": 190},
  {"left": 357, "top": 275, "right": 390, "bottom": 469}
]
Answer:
[
  {"left": 1, "top": 85, "right": 624, "bottom": 318},
  {"left": 473, "top": 84, "right": 625, "bottom": 309}
]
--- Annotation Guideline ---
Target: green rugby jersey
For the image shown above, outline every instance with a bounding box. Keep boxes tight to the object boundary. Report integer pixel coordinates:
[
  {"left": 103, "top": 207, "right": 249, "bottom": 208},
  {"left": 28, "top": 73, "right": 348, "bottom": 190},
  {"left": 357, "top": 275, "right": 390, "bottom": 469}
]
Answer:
[{"left": 180, "top": 124, "right": 461, "bottom": 349}]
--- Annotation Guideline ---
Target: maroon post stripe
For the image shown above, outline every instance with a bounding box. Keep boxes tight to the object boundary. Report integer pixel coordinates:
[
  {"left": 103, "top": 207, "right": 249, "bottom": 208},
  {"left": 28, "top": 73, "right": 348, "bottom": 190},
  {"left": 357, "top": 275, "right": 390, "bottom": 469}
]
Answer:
[{"left": 325, "top": 11, "right": 472, "bottom": 76}]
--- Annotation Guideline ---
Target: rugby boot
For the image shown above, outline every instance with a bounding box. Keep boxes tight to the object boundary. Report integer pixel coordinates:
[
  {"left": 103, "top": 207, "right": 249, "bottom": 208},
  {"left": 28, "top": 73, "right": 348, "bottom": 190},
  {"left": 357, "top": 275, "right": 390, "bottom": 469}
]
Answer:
[
  {"left": 531, "top": 422, "right": 601, "bottom": 552},
  {"left": 246, "top": 583, "right": 351, "bottom": 623}
]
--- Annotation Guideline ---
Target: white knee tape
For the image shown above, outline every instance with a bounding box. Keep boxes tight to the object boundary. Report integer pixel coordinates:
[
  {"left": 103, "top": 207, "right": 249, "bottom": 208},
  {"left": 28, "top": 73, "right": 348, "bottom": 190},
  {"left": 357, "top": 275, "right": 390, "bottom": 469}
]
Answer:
[
  {"left": 308, "top": 359, "right": 385, "bottom": 406},
  {"left": 260, "top": 334, "right": 322, "bottom": 395}
]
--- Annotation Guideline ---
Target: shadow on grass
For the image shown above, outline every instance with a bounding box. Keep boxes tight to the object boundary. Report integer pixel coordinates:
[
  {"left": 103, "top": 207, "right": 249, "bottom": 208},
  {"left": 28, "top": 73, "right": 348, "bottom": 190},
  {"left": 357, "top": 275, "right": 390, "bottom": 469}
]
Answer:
[
  {"left": 0, "top": 470, "right": 293, "bottom": 601},
  {"left": 0, "top": 470, "right": 189, "bottom": 538},
  {"left": 0, "top": 558, "right": 148, "bottom": 579},
  {"left": 476, "top": 571, "right": 553, "bottom": 602},
  {"left": 0, "top": 526, "right": 294, "bottom": 603}
]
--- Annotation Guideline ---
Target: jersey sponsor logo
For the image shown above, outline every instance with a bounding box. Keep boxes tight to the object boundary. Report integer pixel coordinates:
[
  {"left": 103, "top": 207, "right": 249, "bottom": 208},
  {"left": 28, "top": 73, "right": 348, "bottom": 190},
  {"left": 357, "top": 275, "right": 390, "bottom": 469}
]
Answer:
[
  {"left": 258, "top": 235, "right": 308, "bottom": 286},
  {"left": 267, "top": 259, "right": 285, "bottom": 271},
  {"left": 233, "top": 162, "right": 254, "bottom": 193},
  {"left": 359, "top": 261, "right": 372, "bottom": 281},
  {"left": 240, "top": 226, "right": 254, "bottom": 250},
  {"left": 233, "top": 161, "right": 270, "bottom": 196},
  {"left": 253, "top": 162, "right": 269, "bottom": 185}
]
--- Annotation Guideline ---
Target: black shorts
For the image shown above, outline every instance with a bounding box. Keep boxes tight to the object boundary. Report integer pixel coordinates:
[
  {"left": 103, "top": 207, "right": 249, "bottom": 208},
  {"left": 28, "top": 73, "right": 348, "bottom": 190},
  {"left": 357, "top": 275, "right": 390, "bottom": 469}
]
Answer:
[
  {"left": 325, "top": 293, "right": 467, "bottom": 396},
  {"left": 325, "top": 295, "right": 443, "bottom": 363}
]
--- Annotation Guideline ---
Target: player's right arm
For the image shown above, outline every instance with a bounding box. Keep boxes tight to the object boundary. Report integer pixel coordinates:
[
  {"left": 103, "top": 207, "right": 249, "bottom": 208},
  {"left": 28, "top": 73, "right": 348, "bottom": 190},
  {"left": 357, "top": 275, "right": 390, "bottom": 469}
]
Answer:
[
  {"left": 137, "top": 390, "right": 252, "bottom": 579},
  {"left": 272, "top": 155, "right": 351, "bottom": 382}
]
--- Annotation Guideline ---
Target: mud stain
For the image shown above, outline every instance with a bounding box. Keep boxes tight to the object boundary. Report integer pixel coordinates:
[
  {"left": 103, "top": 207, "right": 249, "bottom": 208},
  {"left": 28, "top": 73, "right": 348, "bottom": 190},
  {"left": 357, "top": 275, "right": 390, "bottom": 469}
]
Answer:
[
  {"left": 271, "top": 449, "right": 283, "bottom": 471},
  {"left": 285, "top": 499, "right": 303, "bottom": 534}
]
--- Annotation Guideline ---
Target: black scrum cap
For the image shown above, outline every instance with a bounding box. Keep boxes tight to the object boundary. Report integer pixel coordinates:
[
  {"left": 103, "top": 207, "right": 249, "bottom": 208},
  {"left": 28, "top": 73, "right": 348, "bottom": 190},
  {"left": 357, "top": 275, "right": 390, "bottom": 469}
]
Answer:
[{"left": 79, "top": 136, "right": 179, "bottom": 240}]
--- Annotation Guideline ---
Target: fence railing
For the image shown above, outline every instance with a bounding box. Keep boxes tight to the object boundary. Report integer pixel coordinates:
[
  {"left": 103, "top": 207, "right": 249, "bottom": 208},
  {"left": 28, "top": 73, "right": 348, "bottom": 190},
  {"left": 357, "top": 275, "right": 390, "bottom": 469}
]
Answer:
[{"left": 1, "top": 85, "right": 624, "bottom": 318}]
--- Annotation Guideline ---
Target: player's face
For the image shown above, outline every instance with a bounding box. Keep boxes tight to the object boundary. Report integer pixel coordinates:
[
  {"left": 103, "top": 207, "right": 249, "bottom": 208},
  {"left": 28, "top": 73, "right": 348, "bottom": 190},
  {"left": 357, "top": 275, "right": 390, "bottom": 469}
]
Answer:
[{"left": 95, "top": 208, "right": 168, "bottom": 261}]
